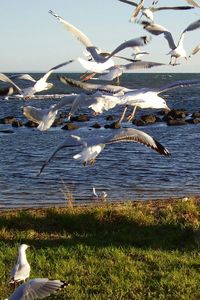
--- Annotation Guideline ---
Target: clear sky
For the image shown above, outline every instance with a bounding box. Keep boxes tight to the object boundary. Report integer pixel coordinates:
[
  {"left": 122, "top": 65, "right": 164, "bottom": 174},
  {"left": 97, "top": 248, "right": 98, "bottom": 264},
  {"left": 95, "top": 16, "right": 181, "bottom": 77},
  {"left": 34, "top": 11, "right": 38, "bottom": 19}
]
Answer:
[{"left": 1, "top": 0, "right": 200, "bottom": 73}]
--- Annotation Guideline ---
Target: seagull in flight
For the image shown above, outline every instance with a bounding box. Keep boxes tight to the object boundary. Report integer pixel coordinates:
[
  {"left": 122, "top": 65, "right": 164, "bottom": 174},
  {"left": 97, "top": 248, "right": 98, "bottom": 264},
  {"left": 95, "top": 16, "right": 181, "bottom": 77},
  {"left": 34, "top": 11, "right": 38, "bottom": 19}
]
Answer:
[
  {"left": 22, "top": 94, "right": 86, "bottom": 131},
  {"left": 118, "top": 0, "right": 194, "bottom": 22},
  {"left": 37, "top": 127, "right": 170, "bottom": 176},
  {"left": 59, "top": 76, "right": 200, "bottom": 124},
  {"left": 9, "top": 244, "right": 30, "bottom": 287},
  {"left": 49, "top": 10, "right": 151, "bottom": 74},
  {"left": 141, "top": 18, "right": 200, "bottom": 64},
  {"left": 7, "top": 278, "right": 67, "bottom": 300},
  {"left": 0, "top": 60, "right": 73, "bottom": 99}
]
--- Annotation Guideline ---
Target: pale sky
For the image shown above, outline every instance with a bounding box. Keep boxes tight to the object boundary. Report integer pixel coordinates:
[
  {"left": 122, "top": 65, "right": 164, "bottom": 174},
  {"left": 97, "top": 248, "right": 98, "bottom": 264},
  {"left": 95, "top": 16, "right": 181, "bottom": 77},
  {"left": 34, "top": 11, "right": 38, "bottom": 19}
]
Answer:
[{"left": 1, "top": 0, "right": 200, "bottom": 73}]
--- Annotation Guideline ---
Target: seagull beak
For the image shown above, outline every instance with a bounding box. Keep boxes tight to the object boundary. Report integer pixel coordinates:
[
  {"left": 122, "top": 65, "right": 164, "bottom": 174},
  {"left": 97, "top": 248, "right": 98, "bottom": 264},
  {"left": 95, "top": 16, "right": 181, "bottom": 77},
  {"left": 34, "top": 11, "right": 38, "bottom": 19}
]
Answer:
[{"left": 165, "top": 105, "right": 171, "bottom": 113}]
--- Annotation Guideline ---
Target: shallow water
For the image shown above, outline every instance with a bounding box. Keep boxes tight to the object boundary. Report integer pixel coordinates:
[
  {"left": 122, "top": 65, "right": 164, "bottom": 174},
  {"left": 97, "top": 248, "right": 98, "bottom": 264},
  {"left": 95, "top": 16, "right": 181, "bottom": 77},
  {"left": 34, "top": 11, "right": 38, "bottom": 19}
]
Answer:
[{"left": 1, "top": 73, "right": 200, "bottom": 209}]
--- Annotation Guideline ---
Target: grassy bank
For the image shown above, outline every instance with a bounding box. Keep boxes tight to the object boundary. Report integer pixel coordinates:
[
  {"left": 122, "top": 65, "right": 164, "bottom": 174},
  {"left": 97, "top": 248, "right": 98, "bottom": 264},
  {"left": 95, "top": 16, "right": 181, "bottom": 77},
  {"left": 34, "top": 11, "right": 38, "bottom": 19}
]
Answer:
[{"left": 0, "top": 197, "right": 200, "bottom": 299}]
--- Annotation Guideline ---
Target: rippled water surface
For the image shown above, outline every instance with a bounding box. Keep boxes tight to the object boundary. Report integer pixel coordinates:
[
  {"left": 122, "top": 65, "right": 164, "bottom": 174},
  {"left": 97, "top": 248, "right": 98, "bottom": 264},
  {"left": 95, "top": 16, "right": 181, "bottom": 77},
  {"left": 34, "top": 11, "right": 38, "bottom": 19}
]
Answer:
[{"left": 1, "top": 73, "right": 200, "bottom": 209}]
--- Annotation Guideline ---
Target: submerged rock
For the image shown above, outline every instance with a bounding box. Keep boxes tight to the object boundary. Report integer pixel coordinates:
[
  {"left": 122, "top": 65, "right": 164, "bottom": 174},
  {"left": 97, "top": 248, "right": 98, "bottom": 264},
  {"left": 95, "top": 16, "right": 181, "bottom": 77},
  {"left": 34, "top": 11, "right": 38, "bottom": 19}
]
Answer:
[{"left": 61, "top": 123, "right": 80, "bottom": 130}]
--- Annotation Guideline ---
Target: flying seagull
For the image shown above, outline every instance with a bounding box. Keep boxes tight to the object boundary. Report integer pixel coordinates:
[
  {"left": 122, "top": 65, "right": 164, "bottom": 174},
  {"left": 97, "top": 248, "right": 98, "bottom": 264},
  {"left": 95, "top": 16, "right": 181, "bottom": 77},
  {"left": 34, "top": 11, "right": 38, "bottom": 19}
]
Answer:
[
  {"left": 0, "top": 60, "right": 73, "bottom": 99},
  {"left": 58, "top": 76, "right": 200, "bottom": 123},
  {"left": 7, "top": 278, "right": 67, "bottom": 300},
  {"left": 10, "top": 244, "right": 30, "bottom": 287},
  {"left": 22, "top": 94, "right": 86, "bottom": 131},
  {"left": 49, "top": 10, "right": 151, "bottom": 74},
  {"left": 37, "top": 127, "right": 170, "bottom": 176},
  {"left": 118, "top": 0, "right": 194, "bottom": 22},
  {"left": 141, "top": 18, "right": 200, "bottom": 64},
  {"left": 152, "top": 0, "right": 200, "bottom": 8}
]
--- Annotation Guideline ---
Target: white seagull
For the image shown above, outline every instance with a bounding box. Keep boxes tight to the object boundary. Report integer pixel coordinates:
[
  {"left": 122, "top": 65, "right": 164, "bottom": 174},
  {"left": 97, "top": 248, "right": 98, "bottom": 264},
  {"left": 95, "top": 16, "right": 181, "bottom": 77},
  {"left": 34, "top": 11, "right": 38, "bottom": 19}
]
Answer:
[
  {"left": 58, "top": 76, "right": 200, "bottom": 123},
  {"left": 22, "top": 94, "right": 86, "bottom": 131},
  {"left": 7, "top": 278, "right": 67, "bottom": 300},
  {"left": 92, "top": 187, "right": 107, "bottom": 202},
  {"left": 37, "top": 127, "right": 170, "bottom": 176},
  {"left": 118, "top": 0, "right": 194, "bottom": 22},
  {"left": 49, "top": 10, "right": 151, "bottom": 74},
  {"left": 0, "top": 60, "right": 73, "bottom": 99},
  {"left": 141, "top": 18, "right": 200, "bottom": 64},
  {"left": 10, "top": 244, "right": 30, "bottom": 286}
]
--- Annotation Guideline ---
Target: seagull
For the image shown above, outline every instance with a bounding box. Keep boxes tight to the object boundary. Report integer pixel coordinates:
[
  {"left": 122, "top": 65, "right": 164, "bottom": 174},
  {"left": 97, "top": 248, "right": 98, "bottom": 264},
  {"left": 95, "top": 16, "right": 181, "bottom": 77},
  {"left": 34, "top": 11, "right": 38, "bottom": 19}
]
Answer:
[
  {"left": 92, "top": 187, "right": 107, "bottom": 202},
  {"left": 37, "top": 127, "right": 170, "bottom": 176},
  {"left": 118, "top": 0, "right": 194, "bottom": 22},
  {"left": 142, "top": 18, "right": 200, "bottom": 64},
  {"left": 10, "top": 244, "right": 30, "bottom": 287},
  {"left": 22, "top": 94, "right": 86, "bottom": 131},
  {"left": 0, "top": 60, "right": 73, "bottom": 99},
  {"left": 49, "top": 10, "right": 151, "bottom": 74},
  {"left": 58, "top": 76, "right": 200, "bottom": 123},
  {"left": 7, "top": 278, "right": 67, "bottom": 300}
]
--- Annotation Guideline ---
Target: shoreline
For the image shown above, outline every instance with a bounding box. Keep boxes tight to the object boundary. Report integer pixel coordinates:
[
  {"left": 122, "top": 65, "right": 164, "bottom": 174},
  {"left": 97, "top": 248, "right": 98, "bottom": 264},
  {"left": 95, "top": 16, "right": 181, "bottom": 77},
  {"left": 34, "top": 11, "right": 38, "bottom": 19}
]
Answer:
[{"left": 1, "top": 195, "right": 200, "bottom": 213}]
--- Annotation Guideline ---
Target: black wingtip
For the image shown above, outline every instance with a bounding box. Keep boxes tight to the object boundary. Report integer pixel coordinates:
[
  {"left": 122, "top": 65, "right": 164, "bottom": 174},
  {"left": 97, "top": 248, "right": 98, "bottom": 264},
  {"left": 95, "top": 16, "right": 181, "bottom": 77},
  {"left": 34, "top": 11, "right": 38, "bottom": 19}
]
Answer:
[{"left": 154, "top": 140, "right": 171, "bottom": 157}]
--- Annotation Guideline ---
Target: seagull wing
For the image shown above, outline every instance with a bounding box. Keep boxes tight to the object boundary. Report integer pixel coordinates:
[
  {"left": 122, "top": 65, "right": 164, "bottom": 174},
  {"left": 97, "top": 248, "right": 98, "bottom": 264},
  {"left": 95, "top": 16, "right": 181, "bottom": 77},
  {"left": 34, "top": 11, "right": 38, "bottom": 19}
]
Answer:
[
  {"left": 123, "top": 60, "right": 166, "bottom": 71},
  {"left": 37, "top": 136, "right": 83, "bottom": 176},
  {"left": 49, "top": 10, "right": 93, "bottom": 47},
  {"left": 8, "top": 278, "right": 67, "bottom": 300},
  {"left": 10, "top": 74, "right": 36, "bottom": 83},
  {"left": 151, "top": 5, "right": 194, "bottom": 12},
  {"left": 0, "top": 73, "right": 22, "bottom": 93},
  {"left": 106, "top": 36, "right": 150, "bottom": 61},
  {"left": 58, "top": 75, "right": 128, "bottom": 94},
  {"left": 39, "top": 60, "right": 74, "bottom": 83},
  {"left": 103, "top": 128, "right": 170, "bottom": 156},
  {"left": 117, "top": 0, "right": 137, "bottom": 7},
  {"left": 183, "top": 18, "right": 200, "bottom": 33},
  {"left": 156, "top": 78, "right": 200, "bottom": 94}
]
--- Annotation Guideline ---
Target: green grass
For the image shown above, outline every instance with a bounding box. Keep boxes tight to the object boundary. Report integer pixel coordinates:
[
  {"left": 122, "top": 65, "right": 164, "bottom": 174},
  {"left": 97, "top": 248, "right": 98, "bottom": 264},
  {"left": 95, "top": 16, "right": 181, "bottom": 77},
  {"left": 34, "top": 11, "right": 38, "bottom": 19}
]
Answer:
[{"left": 0, "top": 197, "right": 200, "bottom": 299}]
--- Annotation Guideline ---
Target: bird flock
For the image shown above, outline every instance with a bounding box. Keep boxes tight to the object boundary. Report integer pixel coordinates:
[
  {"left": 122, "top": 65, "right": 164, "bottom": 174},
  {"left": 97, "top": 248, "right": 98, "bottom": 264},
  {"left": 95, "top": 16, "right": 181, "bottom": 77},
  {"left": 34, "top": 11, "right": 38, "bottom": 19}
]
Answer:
[
  {"left": 1, "top": 1, "right": 200, "bottom": 299},
  {"left": 1, "top": 2, "right": 200, "bottom": 175}
]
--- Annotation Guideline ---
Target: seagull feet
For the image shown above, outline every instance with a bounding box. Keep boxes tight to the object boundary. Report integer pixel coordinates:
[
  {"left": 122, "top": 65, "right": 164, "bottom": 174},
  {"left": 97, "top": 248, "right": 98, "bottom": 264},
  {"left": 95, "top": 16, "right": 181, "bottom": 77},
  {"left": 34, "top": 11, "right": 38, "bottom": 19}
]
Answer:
[
  {"left": 89, "top": 159, "right": 96, "bottom": 166},
  {"left": 126, "top": 114, "right": 134, "bottom": 122}
]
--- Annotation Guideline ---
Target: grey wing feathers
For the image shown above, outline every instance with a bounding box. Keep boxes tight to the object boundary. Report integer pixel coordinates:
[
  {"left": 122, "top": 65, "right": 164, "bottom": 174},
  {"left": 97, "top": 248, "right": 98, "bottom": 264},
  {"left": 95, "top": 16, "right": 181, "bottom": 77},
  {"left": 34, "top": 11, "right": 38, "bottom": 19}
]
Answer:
[
  {"left": 58, "top": 75, "right": 127, "bottom": 94},
  {"left": 123, "top": 60, "right": 166, "bottom": 71},
  {"left": 117, "top": 0, "right": 138, "bottom": 7},
  {"left": 103, "top": 128, "right": 170, "bottom": 156},
  {"left": 42, "top": 60, "right": 74, "bottom": 82},
  {"left": 152, "top": 6, "right": 194, "bottom": 12},
  {"left": 49, "top": 10, "right": 93, "bottom": 47},
  {"left": 37, "top": 137, "right": 82, "bottom": 176},
  {"left": 0, "top": 73, "right": 22, "bottom": 93},
  {"left": 106, "top": 36, "right": 150, "bottom": 61},
  {"left": 157, "top": 79, "right": 200, "bottom": 94},
  {"left": 183, "top": 18, "right": 200, "bottom": 33}
]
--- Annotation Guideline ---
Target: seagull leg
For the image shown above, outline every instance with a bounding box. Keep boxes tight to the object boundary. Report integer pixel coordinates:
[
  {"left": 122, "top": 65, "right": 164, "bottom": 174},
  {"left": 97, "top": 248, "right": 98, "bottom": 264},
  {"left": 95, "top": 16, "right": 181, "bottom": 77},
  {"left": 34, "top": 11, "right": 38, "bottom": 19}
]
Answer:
[
  {"left": 114, "top": 105, "right": 129, "bottom": 127},
  {"left": 81, "top": 72, "right": 96, "bottom": 82},
  {"left": 126, "top": 106, "right": 137, "bottom": 122},
  {"left": 89, "top": 159, "right": 96, "bottom": 166},
  {"left": 115, "top": 76, "right": 121, "bottom": 86},
  {"left": 80, "top": 71, "right": 89, "bottom": 79}
]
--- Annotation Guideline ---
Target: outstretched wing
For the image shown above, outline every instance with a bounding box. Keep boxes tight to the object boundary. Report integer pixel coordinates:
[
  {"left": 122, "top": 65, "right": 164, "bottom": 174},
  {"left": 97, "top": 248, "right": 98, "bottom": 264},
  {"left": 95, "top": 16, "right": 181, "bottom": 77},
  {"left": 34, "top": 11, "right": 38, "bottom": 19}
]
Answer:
[
  {"left": 142, "top": 21, "right": 176, "bottom": 50},
  {"left": 156, "top": 78, "right": 200, "bottom": 94},
  {"left": 103, "top": 128, "right": 170, "bottom": 156},
  {"left": 105, "top": 36, "right": 150, "bottom": 61},
  {"left": 8, "top": 278, "right": 67, "bottom": 300},
  {"left": 37, "top": 136, "right": 83, "bottom": 176},
  {"left": 0, "top": 73, "right": 22, "bottom": 93},
  {"left": 49, "top": 10, "right": 93, "bottom": 47},
  {"left": 40, "top": 59, "right": 74, "bottom": 83},
  {"left": 58, "top": 75, "right": 128, "bottom": 94}
]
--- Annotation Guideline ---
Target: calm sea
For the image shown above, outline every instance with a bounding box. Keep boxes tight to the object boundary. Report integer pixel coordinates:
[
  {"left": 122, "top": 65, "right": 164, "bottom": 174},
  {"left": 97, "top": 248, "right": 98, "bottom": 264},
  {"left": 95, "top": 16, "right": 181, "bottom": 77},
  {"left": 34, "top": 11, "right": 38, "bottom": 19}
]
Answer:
[{"left": 0, "top": 73, "right": 200, "bottom": 209}]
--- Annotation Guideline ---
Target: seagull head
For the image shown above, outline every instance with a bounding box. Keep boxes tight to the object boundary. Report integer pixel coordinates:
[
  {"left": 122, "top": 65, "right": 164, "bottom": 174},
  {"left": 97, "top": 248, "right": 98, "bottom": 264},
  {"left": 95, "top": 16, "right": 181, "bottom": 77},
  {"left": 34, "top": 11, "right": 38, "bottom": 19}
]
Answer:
[{"left": 19, "top": 244, "right": 30, "bottom": 252}]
